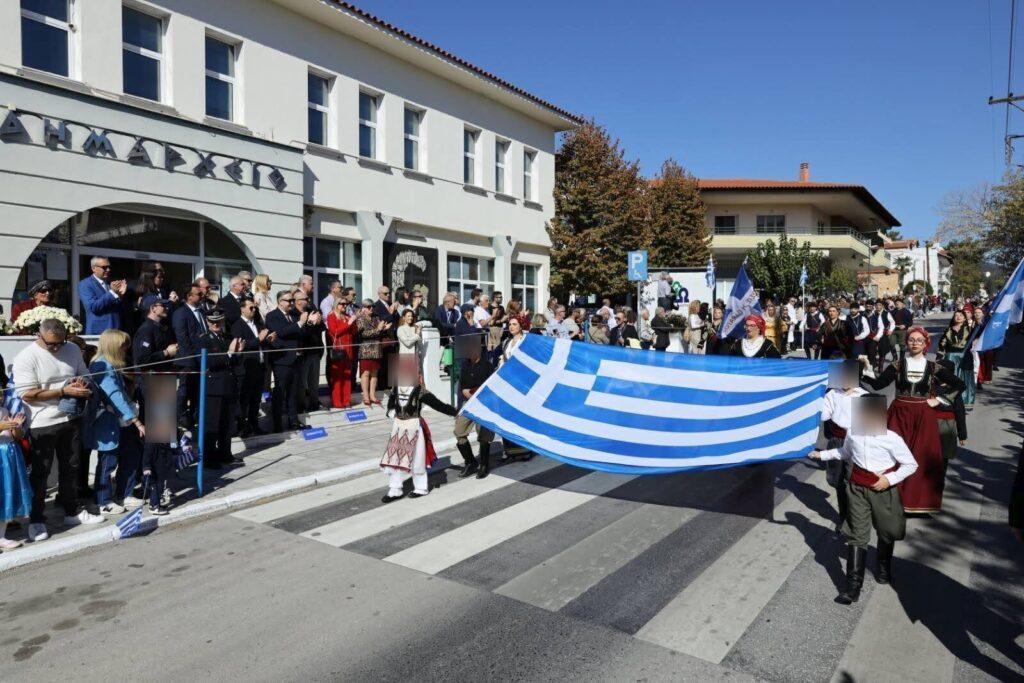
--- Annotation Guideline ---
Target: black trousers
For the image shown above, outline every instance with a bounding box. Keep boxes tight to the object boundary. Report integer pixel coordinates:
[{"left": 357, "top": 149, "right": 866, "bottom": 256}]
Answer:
[
  {"left": 204, "top": 398, "right": 234, "bottom": 463},
  {"left": 238, "top": 365, "right": 265, "bottom": 428},
  {"left": 29, "top": 421, "right": 81, "bottom": 522},
  {"left": 271, "top": 363, "right": 300, "bottom": 428},
  {"left": 143, "top": 443, "right": 174, "bottom": 508},
  {"left": 176, "top": 372, "right": 199, "bottom": 426},
  {"left": 300, "top": 350, "right": 323, "bottom": 410}
]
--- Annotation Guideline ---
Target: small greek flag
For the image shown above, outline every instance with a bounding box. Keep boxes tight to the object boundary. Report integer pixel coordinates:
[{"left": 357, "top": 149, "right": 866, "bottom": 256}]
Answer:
[
  {"left": 176, "top": 433, "right": 197, "bottom": 471},
  {"left": 705, "top": 255, "right": 716, "bottom": 290},
  {"left": 799, "top": 264, "right": 808, "bottom": 288},
  {"left": 115, "top": 506, "right": 143, "bottom": 539},
  {"left": 721, "top": 261, "right": 763, "bottom": 339}
]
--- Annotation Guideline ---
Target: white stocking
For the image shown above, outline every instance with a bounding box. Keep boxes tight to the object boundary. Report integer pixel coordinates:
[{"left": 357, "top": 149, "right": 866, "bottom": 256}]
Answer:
[{"left": 386, "top": 470, "right": 405, "bottom": 498}]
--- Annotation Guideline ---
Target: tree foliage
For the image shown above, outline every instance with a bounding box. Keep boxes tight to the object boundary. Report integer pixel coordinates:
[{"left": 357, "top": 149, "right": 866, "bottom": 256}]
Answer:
[
  {"left": 945, "top": 238, "right": 985, "bottom": 297},
  {"left": 744, "top": 236, "right": 824, "bottom": 299},
  {"left": 548, "top": 122, "right": 645, "bottom": 299},
  {"left": 903, "top": 279, "right": 934, "bottom": 296},
  {"left": 891, "top": 255, "right": 914, "bottom": 289},
  {"left": 645, "top": 159, "right": 709, "bottom": 268},
  {"left": 938, "top": 171, "right": 1024, "bottom": 274},
  {"left": 818, "top": 264, "right": 858, "bottom": 297}
]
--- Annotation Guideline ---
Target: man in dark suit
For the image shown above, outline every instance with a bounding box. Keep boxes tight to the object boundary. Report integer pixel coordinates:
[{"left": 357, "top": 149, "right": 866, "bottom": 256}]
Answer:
[
  {"left": 231, "top": 297, "right": 269, "bottom": 436},
  {"left": 219, "top": 275, "right": 246, "bottom": 327},
  {"left": 433, "top": 292, "right": 460, "bottom": 344},
  {"left": 196, "top": 309, "right": 243, "bottom": 468},
  {"left": 264, "top": 290, "right": 308, "bottom": 432},
  {"left": 171, "top": 284, "right": 208, "bottom": 427},
  {"left": 373, "top": 285, "right": 396, "bottom": 324},
  {"left": 651, "top": 306, "right": 671, "bottom": 351},
  {"left": 79, "top": 255, "right": 127, "bottom": 335}
]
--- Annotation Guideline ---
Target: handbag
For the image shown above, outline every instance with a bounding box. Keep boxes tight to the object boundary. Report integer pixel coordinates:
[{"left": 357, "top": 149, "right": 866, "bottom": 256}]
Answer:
[{"left": 329, "top": 333, "right": 348, "bottom": 362}]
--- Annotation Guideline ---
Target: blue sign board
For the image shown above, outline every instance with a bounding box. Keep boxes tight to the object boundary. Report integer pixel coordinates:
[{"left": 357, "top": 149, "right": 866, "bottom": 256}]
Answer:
[
  {"left": 345, "top": 410, "right": 368, "bottom": 423},
  {"left": 628, "top": 250, "right": 648, "bottom": 281},
  {"left": 302, "top": 426, "right": 328, "bottom": 440}
]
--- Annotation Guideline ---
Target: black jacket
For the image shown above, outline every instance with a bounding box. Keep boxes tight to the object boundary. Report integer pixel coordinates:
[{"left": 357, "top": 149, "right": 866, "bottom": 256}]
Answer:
[
  {"left": 433, "top": 304, "right": 460, "bottom": 341},
  {"left": 219, "top": 292, "right": 244, "bottom": 327},
  {"left": 264, "top": 308, "right": 303, "bottom": 367},
  {"left": 196, "top": 332, "right": 239, "bottom": 397},
  {"left": 650, "top": 315, "right": 671, "bottom": 350},
  {"left": 230, "top": 316, "right": 266, "bottom": 372},
  {"left": 133, "top": 318, "right": 176, "bottom": 372}
]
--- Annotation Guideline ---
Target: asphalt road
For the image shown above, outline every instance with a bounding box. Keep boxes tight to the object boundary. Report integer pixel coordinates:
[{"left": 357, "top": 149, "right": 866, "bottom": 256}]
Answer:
[{"left": 2, "top": 313, "right": 1022, "bottom": 683}]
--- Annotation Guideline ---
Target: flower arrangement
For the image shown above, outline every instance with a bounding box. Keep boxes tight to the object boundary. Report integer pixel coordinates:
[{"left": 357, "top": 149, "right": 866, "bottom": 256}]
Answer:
[
  {"left": 0, "top": 317, "right": 13, "bottom": 335},
  {"left": 665, "top": 312, "right": 687, "bottom": 331},
  {"left": 13, "top": 305, "right": 83, "bottom": 335}
]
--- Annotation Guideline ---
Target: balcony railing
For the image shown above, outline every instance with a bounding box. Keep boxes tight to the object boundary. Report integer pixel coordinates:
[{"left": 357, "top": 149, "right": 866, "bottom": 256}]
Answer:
[{"left": 712, "top": 226, "right": 872, "bottom": 248}]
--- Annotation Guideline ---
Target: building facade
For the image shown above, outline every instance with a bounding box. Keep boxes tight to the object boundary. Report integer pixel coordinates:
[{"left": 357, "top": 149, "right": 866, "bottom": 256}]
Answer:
[
  {"left": 882, "top": 239, "right": 952, "bottom": 295},
  {"left": 698, "top": 163, "right": 899, "bottom": 292},
  {"left": 0, "top": 0, "right": 578, "bottom": 321}
]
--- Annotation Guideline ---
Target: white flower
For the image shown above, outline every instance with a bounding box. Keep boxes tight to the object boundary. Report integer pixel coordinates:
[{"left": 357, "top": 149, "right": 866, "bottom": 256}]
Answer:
[{"left": 14, "top": 305, "right": 83, "bottom": 334}]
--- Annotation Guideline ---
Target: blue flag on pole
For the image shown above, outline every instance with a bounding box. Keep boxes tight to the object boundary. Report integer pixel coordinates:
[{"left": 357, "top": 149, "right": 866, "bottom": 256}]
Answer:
[
  {"left": 460, "top": 336, "right": 830, "bottom": 475},
  {"left": 799, "top": 264, "right": 808, "bottom": 288},
  {"left": 721, "top": 261, "right": 763, "bottom": 339},
  {"left": 972, "top": 256, "right": 1024, "bottom": 352},
  {"left": 705, "top": 255, "right": 716, "bottom": 290}
]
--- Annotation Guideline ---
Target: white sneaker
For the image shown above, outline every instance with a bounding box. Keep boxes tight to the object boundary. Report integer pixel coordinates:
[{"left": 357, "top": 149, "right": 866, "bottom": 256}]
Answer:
[
  {"left": 63, "top": 510, "right": 105, "bottom": 527},
  {"left": 100, "top": 502, "right": 125, "bottom": 514},
  {"left": 122, "top": 496, "right": 145, "bottom": 509},
  {"left": 27, "top": 523, "right": 49, "bottom": 542},
  {"left": 0, "top": 538, "right": 23, "bottom": 550}
]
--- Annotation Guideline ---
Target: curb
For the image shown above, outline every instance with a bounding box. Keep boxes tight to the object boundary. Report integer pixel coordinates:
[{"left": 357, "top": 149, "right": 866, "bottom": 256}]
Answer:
[{"left": 0, "top": 436, "right": 472, "bottom": 574}]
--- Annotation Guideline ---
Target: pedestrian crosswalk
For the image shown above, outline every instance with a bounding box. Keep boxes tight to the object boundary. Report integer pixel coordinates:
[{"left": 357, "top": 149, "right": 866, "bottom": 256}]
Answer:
[{"left": 230, "top": 452, "right": 998, "bottom": 681}]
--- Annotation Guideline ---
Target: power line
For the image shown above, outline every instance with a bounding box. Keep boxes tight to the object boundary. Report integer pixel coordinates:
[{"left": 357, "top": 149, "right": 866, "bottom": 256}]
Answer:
[{"left": 1007, "top": 0, "right": 1018, "bottom": 163}]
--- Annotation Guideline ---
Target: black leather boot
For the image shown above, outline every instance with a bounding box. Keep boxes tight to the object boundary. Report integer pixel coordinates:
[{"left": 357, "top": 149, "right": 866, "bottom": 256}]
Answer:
[
  {"left": 876, "top": 539, "right": 895, "bottom": 585},
  {"left": 457, "top": 442, "right": 478, "bottom": 478},
  {"left": 836, "top": 546, "right": 867, "bottom": 605},
  {"left": 476, "top": 442, "right": 491, "bottom": 479}
]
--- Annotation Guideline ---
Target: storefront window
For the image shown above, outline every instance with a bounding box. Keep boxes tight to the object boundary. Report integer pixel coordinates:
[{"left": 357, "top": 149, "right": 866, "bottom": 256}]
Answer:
[
  {"left": 512, "top": 263, "right": 538, "bottom": 312},
  {"left": 80, "top": 208, "right": 197, "bottom": 253},
  {"left": 303, "top": 235, "right": 362, "bottom": 304},
  {"left": 447, "top": 255, "right": 495, "bottom": 304}
]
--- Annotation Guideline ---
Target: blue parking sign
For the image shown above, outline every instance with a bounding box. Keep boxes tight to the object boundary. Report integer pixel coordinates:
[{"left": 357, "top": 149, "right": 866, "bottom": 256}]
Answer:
[{"left": 628, "top": 250, "right": 648, "bottom": 281}]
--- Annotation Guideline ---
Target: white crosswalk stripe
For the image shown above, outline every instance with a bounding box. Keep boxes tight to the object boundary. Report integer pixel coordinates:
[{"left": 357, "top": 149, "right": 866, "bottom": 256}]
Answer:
[{"left": 231, "top": 473, "right": 382, "bottom": 524}]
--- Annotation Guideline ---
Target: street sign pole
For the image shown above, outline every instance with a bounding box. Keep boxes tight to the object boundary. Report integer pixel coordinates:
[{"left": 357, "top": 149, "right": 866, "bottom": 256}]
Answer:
[{"left": 628, "top": 250, "right": 648, "bottom": 312}]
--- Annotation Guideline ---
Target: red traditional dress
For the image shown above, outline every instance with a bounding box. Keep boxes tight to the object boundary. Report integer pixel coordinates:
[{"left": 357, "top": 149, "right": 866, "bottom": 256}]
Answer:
[{"left": 863, "top": 354, "right": 964, "bottom": 513}]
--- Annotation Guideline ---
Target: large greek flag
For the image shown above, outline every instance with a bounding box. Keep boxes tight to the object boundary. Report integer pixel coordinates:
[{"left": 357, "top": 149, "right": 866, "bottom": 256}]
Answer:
[
  {"left": 462, "top": 336, "right": 831, "bottom": 475},
  {"left": 973, "top": 256, "right": 1024, "bottom": 352}
]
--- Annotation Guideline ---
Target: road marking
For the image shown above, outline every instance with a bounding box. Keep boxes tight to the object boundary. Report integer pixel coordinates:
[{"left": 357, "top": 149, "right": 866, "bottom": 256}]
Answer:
[
  {"left": 300, "top": 457, "right": 559, "bottom": 548},
  {"left": 231, "top": 473, "right": 382, "bottom": 524},
  {"left": 383, "top": 471, "right": 635, "bottom": 575},
  {"left": 494, "top": 502, "right": 700, "bottom": 611},
  {"left": 635, "top": 468, "right": 833, "bottom": 662}
]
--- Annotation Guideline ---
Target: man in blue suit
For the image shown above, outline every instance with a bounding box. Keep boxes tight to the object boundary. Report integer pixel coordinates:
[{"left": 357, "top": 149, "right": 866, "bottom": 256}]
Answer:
[
  {"left": 171, "top": 283, "right": 209, "bottom": 427},
  {"left": 78, "top": 256, "right": 126, "bottom": 335}
]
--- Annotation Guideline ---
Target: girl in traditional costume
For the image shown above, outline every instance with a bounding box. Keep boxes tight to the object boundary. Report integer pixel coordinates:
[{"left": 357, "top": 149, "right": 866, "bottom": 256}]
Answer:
[{"left": 730, "top": 314, "right": 781, "bottom": 358}]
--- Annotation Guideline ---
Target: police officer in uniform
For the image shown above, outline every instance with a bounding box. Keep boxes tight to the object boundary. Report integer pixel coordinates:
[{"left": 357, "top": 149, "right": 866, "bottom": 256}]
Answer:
[
  {"left": 197, "top": 309, "right": 243, "bottom": 469},
  {"left": 133, "top": 295, "right": 178, "bottom": 414}
]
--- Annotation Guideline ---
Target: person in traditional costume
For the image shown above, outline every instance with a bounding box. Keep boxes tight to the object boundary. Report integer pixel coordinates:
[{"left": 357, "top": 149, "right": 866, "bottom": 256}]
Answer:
[
  {"left": 809, "top": 395, "right": 918, "bottom": 604},
  {"left": 861, "top": 326, "right": 965, "bottom": 514},
  {"left": 820, "top": 354, "right": 867, "bottom": 528},
  {"left": 937, "top": 310, "right": 974, "bottom": 405},
  {"left": 971, "top": 307, "right": 994, "bottom": 392},
  {"left": 820, "top": 305, "right": 851, "bottom": 359},
  {"left": 933, "top": 359, "right": 967, "bottom": 478},
  {"left": 730, "top": 314, "right": 781, "bottom": 358},
  {"left": 379, "top": 353, "right": 457, "bottom": 504}
]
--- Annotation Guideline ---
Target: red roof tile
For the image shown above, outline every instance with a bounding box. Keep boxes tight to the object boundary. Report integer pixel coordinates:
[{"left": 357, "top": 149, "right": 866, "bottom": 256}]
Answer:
[
  {"left": 882, "top": 240, "right": 919, "bottom": 249},
  {"left": 324, "top": 1, "right": 584, "bottom": 125}
]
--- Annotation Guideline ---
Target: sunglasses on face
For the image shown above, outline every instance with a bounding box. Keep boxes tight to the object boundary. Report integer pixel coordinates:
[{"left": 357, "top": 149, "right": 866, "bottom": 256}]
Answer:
[
  {"left": 281, "top": 298, "right": 294, "bottom": 303},
  {"left": 95, "top": 265, "right": 111, "bottom": 270}
]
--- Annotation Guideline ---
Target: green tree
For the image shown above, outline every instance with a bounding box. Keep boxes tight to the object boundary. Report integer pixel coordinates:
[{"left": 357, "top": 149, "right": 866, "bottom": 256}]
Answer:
[
  {"left": 984, "top": 171, "right": 1024, "bottom": 273},
  {"left": 818, "top": 264, "right": 858, "bottom": 296},
  {"left": 881, "top": 227, "right": 903, "bottom": 241},
  {"left": 644, "top": 159, "right": 709, "bottom": 268},
  {"left": 945, "top": 238, "right": 985, "bottom": 297},
  {"left": 892, "top": 255, "right": 914, "bottom": 289},
  {"left": 744, "top": 236, "right": 824, "bottom": 299},
  {"left": 548, "top": 121, "right": 645, "bottom": 299},
  {"left": 903, "top": 279, "right": 934, "bottom": 296}
]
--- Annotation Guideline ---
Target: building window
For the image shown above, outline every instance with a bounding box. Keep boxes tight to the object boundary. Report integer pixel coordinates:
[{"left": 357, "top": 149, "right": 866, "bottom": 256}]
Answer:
[
  {"left": 205, "top": 36, "right": 235, "bottom": 121},
  {"left": 463, "top": 128, "right": 479, "bottom": 185},
  {"left": 447, "top": 255, "right": 494, "bottom": 303},
  {"left": 307, "top": 72, "right": 329, "bottom": 146},
  {"left": 713, "top": 215, "right": 737, "bottom": 234},
  {"left": 756, "top": 215, "right": 786, "bottom": 234},
  {"left": 303, "top": 236, "right": 363, "bottom": 303},
  {"left": 512, "top": 263, "right": 538, "bottom": 312},
  {"left": 122, "top": 7, "right": 162, "bottom": 102},
  {"left": 495, "top": 140, "right": 509, "bottom": 194},
  {"left": 21, "top": 0, "right": 71, "bottom": 77},
  {"left": 403, "top": 107, "right": 422, "bottom": 171},
  {"left": 359, "top": 91, "right": 379, "bottom": 159},
  {"left": 523, "top": 149, "right": 536, "bottom": 201}
]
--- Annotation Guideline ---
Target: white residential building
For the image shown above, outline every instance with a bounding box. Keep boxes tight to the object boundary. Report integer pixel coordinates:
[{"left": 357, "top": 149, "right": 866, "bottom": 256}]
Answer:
[
  {"left": 0, "top": 0, "right": 579, "bottom": 320},
  {"left": 882, "top": 239, "right": 952, "bottom": 295}
]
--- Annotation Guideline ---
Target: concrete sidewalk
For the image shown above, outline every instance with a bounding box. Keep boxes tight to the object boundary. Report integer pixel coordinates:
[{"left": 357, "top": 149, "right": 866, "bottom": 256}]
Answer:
[{"left": 0, "top": 388, "right": 469, "bottom": 572}]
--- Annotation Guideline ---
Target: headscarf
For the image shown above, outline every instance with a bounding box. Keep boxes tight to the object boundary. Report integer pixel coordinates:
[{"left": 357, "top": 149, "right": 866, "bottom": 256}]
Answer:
[
  {"left": 906, "top": 325, "right": 930, "bottom": 349},
  {"left": 745, "top": 314, "right": 766, "bottom": 336}
]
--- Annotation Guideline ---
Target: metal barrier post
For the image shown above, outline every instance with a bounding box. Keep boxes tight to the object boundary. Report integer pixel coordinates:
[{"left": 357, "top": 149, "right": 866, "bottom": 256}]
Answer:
[{"left": 197, "top": 348, "right": 207, "bottom": 497}]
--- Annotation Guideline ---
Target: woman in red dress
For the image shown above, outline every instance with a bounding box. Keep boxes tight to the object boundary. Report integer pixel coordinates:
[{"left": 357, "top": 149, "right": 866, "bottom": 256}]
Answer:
[
  {"left": 971, "top": 307, "right": 994, "bottom": 388},
  {"left": 862, "top": 326, "right": 965, "bottom": 513},
  {"left": 325, "top": 298, "right": 358, "bottom": 409}
]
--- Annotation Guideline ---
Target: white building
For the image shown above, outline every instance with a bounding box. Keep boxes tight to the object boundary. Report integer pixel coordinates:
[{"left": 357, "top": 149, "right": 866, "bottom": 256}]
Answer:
[
  {"left": 881, "top": 239, "right": 952, "bottom": 295},
  {"left": 0, "top": 0, "right": 579, "bottom": 322}
]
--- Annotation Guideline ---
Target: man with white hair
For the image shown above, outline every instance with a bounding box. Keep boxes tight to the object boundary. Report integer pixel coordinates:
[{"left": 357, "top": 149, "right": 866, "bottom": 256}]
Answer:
[
  {"left": 237, "top": 271, "right": 254, "bottom": 295},
  {"left": 220, "top": 275, "right": 247, "bottom": 326},
  {"left": 657, "top": 272, "right": 674, "bottom": 311},
  {"left": 320, "top": 279, "right": 342, "bottom": 318}
]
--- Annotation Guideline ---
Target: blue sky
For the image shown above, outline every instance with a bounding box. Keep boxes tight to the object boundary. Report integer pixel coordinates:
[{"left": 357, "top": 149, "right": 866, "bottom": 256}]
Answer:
[{"left": 356, "top": 0, "right": 1012, "bottom": 241}]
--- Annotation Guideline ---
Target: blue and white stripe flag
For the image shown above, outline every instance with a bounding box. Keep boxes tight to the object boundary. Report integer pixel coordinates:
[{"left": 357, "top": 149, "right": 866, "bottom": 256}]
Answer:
[
  {"left": 115, "top": 505, "right": 144, "bottom": 539},
  {"left": 972, "top": 256, "right": 1024, "bottom": 352},
  {"left": 799, "top": 264, "right": 808, "bottom": 288},
  {"left": 462, "top": 336, "right": 830, "bottom": 475},
  {"left": 721, "top": 260, "right": 763, "bottom": 339},
  {"left": 705, "top": 255, "right": 716, "bottom": 290}
]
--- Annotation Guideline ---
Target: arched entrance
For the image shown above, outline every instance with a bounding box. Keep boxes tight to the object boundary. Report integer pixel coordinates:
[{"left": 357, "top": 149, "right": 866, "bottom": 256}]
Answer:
[{"left": 13, "top": 203, "right": 256, "bottom": 321}]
